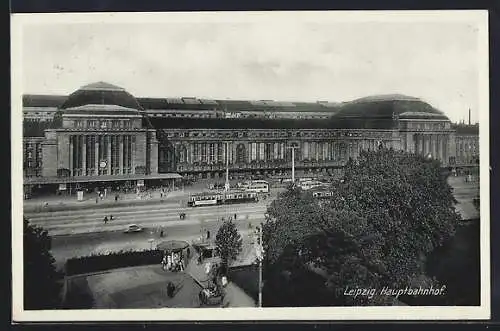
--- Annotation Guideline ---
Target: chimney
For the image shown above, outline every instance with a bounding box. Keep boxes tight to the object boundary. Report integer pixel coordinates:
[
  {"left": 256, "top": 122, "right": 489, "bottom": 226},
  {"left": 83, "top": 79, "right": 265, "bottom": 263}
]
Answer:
[{"left": 468, "top": 108, "right": 471, "bottom": 125}]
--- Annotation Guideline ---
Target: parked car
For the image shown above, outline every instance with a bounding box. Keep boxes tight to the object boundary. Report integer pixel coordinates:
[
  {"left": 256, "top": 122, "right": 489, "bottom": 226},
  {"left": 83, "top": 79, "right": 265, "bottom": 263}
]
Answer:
[{"left": 124, "top": 224, "right": 143, "bottom": 233}]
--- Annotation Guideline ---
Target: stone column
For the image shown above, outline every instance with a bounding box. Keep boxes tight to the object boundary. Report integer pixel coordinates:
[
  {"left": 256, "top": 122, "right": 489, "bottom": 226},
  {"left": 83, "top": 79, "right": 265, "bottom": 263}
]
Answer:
[
  {"left": 232, "top": 141, "right": 237, "bottom": 164},
  {"left": 131, "top": 136, "right": 136, "bottom": 174},
  {"left": 436, "top": 135, "right": 441, "bottom": 161},
  {"left": 426, "top": 135, "right": 431, "bottom": 156},
  {"left": 214, "top": 142, "right": 219, "bottom": 164},
  {"left": 82, "top": 135, "right": 87, "bottom": 176},
  {"left": 69, "top": 136, "right": 73, "bottom": 176},
  {"left": 189, "top": 143, "right": 194, "bottom": 164},
  {"left": 432, "top": 135, "right": 437, "bottom": 159},
  {"left": 119, "top": 135, "right": 124, "bottom": 175},
  {"left": 107, "top": 135, "right": 112, "bottom": 175},
  {"left": 94, "top": 136, "right": 99, "bottom": 176},
  {"left": 222, "top": 141, "right": 226, "bottom": 164},
  {"left": 442, "top": 135, "right": 448, "bottom": 164}
]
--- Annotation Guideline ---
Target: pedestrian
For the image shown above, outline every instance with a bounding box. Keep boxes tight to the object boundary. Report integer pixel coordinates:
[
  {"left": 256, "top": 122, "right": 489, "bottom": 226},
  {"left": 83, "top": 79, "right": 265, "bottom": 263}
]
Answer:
[
  {"left": 115, "top": 194, "right": 118, "bottom": 202},
  {"left": 161, "top": 255, "right": 167, "bottom": 271},
  {"left": 110, "top": 215, "right": 114, "bottom": 221},
  {"left": 103, "top": 216, "right": 108, "bottom": 224},
  {"left": 234, "top": 213, "right": 237, "bottom": 220},
  {"left": 166, "top": 281, "right": 175, "bottom": 298},
  {"left": 206, "top": 230, "right": 211, "bottom": 240},
  {"left": 160, "top": 229, "right": 164, "bottom": 238}
]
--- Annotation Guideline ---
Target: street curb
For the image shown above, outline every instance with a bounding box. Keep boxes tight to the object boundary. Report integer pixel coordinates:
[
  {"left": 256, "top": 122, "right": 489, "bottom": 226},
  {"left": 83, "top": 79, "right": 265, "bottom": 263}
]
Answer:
[{"left": 24, "top": 196, "right": 184, "bottom": 213}]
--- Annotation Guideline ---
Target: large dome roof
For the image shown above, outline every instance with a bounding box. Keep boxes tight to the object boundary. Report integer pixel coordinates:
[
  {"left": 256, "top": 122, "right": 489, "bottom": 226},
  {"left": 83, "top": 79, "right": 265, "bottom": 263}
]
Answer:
[
  {"left": 336, "top": 94, "right": 449, "bottom": 120},
  {"left": 60, "top": 82, "right": 143, "bottom": 110}
]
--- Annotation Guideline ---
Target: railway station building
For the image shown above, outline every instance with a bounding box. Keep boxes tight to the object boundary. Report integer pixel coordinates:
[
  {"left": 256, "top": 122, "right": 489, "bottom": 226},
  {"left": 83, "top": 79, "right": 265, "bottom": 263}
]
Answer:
[{"left": 22, "top": 82, "right": 479, "bottom": 196}]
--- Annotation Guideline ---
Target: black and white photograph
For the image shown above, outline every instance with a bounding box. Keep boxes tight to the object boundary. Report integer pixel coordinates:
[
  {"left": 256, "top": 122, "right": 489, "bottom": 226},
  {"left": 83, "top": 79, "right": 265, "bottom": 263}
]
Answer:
[{"left": 11, "top": 10, "right": 489, "bottom": 321}]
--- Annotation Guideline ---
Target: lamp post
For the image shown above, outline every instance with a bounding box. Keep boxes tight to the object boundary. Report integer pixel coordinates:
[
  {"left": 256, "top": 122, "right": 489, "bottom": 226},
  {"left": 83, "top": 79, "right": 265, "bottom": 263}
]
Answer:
[
  {"left": 225, "top": 141, "right": 230, "bottom": 192},
  {"left": 255, "top": 224, "right": 264, "bottom": 307},
  {"left": 286, "top": 145, "right": 299, "bottom": 183}
]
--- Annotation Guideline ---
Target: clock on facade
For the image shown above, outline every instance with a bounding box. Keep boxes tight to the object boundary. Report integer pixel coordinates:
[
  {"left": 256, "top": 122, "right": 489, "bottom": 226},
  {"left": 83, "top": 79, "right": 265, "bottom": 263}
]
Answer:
[{"left": 99, "top": 161, "right": 107, "bottom": 168}]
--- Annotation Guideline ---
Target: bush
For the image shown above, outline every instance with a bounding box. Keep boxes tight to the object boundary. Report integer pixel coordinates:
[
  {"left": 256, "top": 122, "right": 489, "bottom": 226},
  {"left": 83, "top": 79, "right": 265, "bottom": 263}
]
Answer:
[{"left": 65, "top": 249, "right": 164, "bottom": 276}]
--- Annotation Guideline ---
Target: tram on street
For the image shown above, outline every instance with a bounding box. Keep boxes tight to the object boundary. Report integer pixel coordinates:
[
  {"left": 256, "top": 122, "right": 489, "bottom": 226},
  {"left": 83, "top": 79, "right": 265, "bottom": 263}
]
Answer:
[
  {"left": 223, "top": 190, "right": 259, "bottom": 204},
  {"left": 311, "top": 189, "right": 335, "bottom": 199},
  {"left": 244, "top": 180, "right": 270, "bottom": 193},
  {"left": 187, "top": 190, "right": 259, "bottom": 207},
  {"left": 187, "top": 192, "right": 223, "bottom": 207}
]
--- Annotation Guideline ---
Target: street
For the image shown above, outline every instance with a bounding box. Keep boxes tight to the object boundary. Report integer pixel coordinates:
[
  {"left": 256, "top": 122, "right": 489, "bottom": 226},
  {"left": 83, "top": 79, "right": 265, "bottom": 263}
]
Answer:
[
  {"left": 26, "top": 200, "right": 268, "bottom": 236},
  {"left": 27, "top": 176, "right": 479, "bottom": 270},
  {"left": 40, "top": 201, "right": 265, "bottom": 268}
]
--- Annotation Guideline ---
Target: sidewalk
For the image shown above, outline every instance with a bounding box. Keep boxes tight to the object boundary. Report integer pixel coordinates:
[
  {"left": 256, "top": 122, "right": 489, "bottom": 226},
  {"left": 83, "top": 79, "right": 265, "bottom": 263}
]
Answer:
[
  {"left": 184, "top": 252, "right": 256, "bottom": 307},
  {"left": 24, "top": 190, "right": 188, "bottom": 213}
]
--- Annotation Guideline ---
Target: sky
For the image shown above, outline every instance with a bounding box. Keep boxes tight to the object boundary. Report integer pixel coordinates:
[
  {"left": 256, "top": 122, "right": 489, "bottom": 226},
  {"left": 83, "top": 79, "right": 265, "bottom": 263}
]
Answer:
[{"left": 20, "top": 14, "right": 483, "bottom": 123}]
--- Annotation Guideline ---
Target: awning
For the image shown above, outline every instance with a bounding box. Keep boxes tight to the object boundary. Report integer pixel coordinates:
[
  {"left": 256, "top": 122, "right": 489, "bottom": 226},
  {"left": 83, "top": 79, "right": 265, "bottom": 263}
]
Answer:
[
  {"left": 156, "top": 240, "right": 189, "bottom": 252},
  {"left": 24, "top": 173, "right": 182, "bottom": 185}
]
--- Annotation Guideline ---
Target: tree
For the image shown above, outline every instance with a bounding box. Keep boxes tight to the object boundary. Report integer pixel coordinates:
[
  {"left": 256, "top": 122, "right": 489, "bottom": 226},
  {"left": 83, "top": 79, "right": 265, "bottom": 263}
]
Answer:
[
  {"left": 215, "top": 219, "right": 243, "bottom": 272},
  {"left": 24, "top": 218, "right": 63, "bottom": 309},
  {"left": 263, "top": 149, "right": 461, "bottom": 306}
]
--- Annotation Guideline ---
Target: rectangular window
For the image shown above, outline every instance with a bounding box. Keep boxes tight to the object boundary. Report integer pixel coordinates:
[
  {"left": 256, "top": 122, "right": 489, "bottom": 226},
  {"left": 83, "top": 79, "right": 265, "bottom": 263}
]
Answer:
[
  {"left": 303, "top": 142, "right": 309, "bottom": 159},
  {"left": 209, "top": 143, "right": 216, "bottom": 163},
  {"left": 194, "top": 143, "right": 200, "bottom": 162},
  {"left": 112, "top": 120, "right": 121, "bottom": 128},
  {"left": 201, "top": 143, "right": 207, "bottom": 162},
  {"left": 217, "top": 143, "right": 223, "bottom": 163},
  {"left": 251, "top": 143, "right": 257, "bottom": 161}
]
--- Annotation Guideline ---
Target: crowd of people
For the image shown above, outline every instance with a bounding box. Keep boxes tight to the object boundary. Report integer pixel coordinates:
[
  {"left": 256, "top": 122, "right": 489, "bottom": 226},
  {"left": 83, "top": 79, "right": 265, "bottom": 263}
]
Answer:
[{"left": 161, "top": 251, "right": 185, "bottom": 272}]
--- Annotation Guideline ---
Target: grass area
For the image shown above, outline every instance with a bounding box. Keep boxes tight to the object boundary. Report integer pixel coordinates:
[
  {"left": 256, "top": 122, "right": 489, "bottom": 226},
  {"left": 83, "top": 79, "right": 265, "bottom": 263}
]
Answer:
[
  {"left": 63, "top": 276, "right": 94, "bottom": 309},
  {"left": 424, "top": 220, "right": 480, "bottom": 305},
  {"left": 229, "top": 265, "right": 259, "bottom": 302}
]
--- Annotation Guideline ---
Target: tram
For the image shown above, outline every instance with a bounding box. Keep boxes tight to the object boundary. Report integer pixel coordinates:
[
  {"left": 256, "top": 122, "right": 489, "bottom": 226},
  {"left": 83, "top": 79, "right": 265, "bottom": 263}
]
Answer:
[
  {"left": 311, "top": 189, "right": 335, "bottom": 199},
  {"left": 187, "top": 190, "right": 259, "bottom": 207},
  {"left": 244, "top": 180, "right": 270, "bottom": 193},
  {"left": 187, "top": 192, "right": 223, "bottom": 207}
]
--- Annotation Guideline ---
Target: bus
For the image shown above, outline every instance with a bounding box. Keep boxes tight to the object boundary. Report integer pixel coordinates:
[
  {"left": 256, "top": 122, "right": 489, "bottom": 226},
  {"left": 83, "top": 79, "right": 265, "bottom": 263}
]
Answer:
[
  {"left": 298, "top": 177, "right": 316, "bottom": 183},
  {"left": 299, "top": 180, "right": 327, "bottom": 191},
  {"left": 244, "top": 180, "right": 270, "bottom": 193},
  {"left": 187, "top": 192, "right": 223, "bottom": 207}
]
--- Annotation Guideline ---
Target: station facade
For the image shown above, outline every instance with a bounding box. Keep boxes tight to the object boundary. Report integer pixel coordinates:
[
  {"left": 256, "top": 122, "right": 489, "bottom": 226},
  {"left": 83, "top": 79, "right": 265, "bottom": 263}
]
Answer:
[{"left": 22, "top": 82, "right": 479, "bottom": 195}]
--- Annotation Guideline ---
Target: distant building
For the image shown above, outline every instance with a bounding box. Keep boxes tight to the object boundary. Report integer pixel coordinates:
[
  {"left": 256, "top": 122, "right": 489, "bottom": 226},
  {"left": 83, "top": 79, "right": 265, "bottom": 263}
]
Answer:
[{"left": 22, "top": 82, "right": 479, "bottom": 195}]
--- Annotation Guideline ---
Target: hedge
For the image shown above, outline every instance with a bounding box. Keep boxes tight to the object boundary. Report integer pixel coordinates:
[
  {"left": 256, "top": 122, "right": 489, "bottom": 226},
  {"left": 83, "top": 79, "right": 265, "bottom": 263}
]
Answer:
[{"left": 65, "top": 249, "right": 164, "bottom": 276}]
